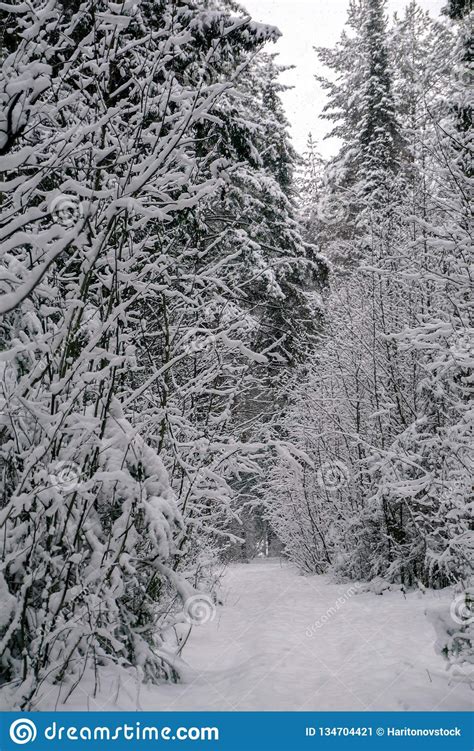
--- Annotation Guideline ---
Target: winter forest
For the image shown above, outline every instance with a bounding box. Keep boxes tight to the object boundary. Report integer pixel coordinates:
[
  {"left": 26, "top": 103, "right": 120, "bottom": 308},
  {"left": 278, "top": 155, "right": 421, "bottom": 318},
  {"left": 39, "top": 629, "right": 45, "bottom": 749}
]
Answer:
[{"left": 0, "top": 0, "right": 472, "bottom": 712}]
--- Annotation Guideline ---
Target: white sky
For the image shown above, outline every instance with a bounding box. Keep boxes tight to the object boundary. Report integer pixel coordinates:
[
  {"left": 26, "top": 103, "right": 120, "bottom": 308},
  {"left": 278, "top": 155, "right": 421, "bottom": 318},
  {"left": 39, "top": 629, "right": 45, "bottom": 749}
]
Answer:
[{"left": 242, "top": 0, "right": 445, "bottom": 157}]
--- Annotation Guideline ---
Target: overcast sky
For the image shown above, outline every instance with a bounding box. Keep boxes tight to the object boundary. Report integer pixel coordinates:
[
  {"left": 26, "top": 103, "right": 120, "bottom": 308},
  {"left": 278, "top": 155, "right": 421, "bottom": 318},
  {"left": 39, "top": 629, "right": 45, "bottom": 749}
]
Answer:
[{"left": 242, "top": 0, "right": 445, "bottom": 157}]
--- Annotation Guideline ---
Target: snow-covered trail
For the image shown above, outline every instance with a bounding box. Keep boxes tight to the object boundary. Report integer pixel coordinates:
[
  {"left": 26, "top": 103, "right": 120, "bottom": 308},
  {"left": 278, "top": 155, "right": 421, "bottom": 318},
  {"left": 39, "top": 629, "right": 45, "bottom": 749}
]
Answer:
[{"left": 45, "top": 559, "right": 472, "bottom": 711}]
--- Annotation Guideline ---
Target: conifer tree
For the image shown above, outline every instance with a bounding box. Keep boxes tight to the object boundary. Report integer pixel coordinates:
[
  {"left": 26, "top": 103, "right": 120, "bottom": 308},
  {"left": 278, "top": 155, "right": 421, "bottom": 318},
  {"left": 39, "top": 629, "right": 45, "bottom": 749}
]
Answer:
[{"left": 0, "top": 0, "right": 295, "bottom": 707}]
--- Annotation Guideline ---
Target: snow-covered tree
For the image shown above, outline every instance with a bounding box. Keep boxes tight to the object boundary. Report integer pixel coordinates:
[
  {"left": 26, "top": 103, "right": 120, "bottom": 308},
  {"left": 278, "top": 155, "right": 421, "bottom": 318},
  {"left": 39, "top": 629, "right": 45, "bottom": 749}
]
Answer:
[
  {"left": 267, "top": 0, "right": 472, "bottom": 589},
  {"left": 295, "top": 133, "right": 325, "bottom": 244},
  {"left": 373, "top": 1, "right": 473, "bottom": 584},
  {"left": 0, "top": 0, "right": 292, "bottom": 707}
]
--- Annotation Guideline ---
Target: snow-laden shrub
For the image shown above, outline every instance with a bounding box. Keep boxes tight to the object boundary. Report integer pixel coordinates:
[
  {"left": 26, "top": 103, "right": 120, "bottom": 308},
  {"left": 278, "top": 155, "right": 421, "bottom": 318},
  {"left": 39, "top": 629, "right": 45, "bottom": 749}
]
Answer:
[
  {"left": 0, "top": 0, "right": 283, "bottom": 707},
  {"left": 426, "top": 589, "right": 474, "bottom": 686}
]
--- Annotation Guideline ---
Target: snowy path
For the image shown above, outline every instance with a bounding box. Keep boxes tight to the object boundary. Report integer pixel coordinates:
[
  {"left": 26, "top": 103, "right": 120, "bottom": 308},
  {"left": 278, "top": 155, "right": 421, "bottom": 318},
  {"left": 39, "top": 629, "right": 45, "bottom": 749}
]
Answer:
[{"left": 49, "top": 559, "right": 472, "bottom": 711}]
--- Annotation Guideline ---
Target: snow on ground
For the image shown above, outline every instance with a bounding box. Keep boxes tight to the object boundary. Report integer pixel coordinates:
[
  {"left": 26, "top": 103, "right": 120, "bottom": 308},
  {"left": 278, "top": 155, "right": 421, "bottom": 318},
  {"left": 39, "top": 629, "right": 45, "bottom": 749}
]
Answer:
[{"left": 36, "top": 559, "right": 473, "bottom": 712}]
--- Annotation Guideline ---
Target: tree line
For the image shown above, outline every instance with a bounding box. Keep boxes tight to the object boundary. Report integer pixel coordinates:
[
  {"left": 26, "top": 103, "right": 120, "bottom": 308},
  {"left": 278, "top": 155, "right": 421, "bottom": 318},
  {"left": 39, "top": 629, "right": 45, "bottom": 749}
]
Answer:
[{"left": 269, "top": 0, "right": 472, "bottom": 591}]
